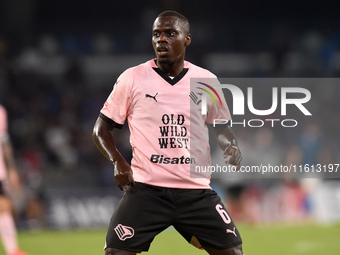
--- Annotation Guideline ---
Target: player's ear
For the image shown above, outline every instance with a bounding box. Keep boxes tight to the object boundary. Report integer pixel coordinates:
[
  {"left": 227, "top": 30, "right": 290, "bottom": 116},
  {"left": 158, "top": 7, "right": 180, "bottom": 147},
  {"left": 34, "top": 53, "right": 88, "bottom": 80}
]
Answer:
[{"left": 185, "top": 34, "right": 191, "bottom": 47}]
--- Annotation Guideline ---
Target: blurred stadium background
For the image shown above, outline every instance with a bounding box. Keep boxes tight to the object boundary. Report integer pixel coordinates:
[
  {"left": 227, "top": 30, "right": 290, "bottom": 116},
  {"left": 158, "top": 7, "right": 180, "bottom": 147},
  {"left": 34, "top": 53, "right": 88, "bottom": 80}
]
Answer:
[{"left": 0, "top": 0, "right": 339, "bottom": 254}]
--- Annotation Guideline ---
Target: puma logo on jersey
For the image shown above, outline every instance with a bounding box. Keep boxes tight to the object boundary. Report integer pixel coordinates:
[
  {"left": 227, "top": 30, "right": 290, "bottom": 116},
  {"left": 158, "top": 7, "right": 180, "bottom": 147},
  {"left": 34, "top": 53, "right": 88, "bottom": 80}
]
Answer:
[
  {"left": 226, "top": 227, "right": 237, "bottom": 237},
  {"left": 145, "top": 93, "right": 158, "bottom": 102},
  {"left": 114, "top": 224, "right": 135, "bottom": 241}
]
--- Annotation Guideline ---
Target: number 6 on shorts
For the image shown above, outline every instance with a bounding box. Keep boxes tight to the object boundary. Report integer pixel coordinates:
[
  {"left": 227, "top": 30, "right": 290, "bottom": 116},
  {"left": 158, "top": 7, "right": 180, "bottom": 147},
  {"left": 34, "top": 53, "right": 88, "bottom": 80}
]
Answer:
[{"left": 216, "top": 204, "right": 231, "bottom": 224}]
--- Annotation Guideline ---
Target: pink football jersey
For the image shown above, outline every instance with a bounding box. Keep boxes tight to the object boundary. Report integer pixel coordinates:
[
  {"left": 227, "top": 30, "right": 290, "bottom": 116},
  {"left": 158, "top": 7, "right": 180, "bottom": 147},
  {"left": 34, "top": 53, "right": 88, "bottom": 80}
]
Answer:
[{"left": 101, "top": 59, "right": 231, "bottom": 189}]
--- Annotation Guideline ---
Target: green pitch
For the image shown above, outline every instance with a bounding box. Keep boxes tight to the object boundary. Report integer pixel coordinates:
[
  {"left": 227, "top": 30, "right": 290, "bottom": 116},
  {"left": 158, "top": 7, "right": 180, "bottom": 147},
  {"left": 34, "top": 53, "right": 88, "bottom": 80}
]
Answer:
[{"left": 2, "top": 223, "right": 339, "bottom": 255}]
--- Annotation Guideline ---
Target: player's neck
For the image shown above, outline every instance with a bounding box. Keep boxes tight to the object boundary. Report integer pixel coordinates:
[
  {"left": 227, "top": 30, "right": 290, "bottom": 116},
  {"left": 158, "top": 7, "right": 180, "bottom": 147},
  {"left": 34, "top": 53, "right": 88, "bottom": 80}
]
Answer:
[{"left": 156, "top": 59, "right": 185, "bottom": 77}]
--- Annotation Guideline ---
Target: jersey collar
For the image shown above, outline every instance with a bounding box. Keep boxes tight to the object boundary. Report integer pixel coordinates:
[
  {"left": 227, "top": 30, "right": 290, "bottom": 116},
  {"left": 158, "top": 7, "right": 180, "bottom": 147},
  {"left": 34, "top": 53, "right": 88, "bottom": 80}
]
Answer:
[{"left": 151, "top": 59, "right": 189, "bottom": 86}]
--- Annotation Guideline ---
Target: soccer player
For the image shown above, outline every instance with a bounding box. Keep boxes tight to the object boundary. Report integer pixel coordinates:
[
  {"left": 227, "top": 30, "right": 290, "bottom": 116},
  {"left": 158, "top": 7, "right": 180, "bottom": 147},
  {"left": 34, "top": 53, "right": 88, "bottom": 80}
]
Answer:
[
  {"left": 93, "top": 10, "right": 244, "bottom": 255},
  {"left": 0, "top": 104, "right": 28, "bottom": 255}
]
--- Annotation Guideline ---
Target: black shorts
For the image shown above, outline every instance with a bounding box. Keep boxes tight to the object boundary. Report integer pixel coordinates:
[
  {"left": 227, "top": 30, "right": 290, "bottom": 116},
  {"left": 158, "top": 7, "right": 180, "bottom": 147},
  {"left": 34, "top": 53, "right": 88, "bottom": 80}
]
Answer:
[{"left": 105, "top": 182, "right": 242, "bottom": 252}]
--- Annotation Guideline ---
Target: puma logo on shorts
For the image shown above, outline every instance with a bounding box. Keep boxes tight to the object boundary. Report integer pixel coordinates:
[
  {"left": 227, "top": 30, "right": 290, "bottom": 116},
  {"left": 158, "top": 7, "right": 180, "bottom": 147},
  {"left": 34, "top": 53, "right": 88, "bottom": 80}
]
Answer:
[
  {"left": 226, "top": 227, "right": 237, "bottom": 237},
  {"left": 114, "top": 224, "right": 135, "bottom": 241}
]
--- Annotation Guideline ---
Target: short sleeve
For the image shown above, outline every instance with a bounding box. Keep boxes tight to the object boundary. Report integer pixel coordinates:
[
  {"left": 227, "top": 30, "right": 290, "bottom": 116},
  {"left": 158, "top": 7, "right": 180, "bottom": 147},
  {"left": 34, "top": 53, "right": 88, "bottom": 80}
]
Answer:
[{"left": 100, "top": 70, "right": 132, "bottom": 127}]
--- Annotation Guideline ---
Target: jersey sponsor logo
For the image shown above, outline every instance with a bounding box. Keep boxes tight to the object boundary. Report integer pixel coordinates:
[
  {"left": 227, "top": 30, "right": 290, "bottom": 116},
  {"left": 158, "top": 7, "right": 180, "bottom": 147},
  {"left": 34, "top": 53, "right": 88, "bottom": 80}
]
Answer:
[
  {"left": 158, "top": 135, "right": 189, "bottom": 149},
  {"left": 114, "top": 224, "right": 135, "bottom": 241},
  {"left": 150, "top": 154, "right": 195, "bottom": 164},
  {"left": 145, "top": 93, "right": 158, "bottom": 102},
  {"left": 226, "top": 227, "right": 237, "bottom": 237},
  {"left": 158, "top": 114, "right": 189, "bottom": 149}
]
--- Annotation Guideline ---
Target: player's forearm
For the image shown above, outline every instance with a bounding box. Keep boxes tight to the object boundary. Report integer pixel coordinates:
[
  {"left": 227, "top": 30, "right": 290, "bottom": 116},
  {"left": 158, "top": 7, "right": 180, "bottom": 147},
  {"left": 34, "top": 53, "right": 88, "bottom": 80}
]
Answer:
[
  {"left": 212, "top": 125, "right": 239, "bottom": 151},
  {"left": 2, "top": 139, "right": 17, "bottom": 171},
  {"left": 92, "top": 118, "right": 125, "bottom": 165}
]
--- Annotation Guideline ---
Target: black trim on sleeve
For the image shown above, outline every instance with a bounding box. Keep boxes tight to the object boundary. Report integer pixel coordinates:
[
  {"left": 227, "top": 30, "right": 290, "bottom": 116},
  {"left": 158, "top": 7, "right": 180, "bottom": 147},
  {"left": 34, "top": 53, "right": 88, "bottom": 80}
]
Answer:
[{"left": 99, "top": 113, "right": 124, "bottom": 129}]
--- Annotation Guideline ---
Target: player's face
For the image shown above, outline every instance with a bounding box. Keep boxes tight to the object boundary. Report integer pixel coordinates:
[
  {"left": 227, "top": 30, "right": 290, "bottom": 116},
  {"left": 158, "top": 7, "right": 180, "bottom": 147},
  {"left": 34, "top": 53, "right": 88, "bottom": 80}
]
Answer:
[{"left": 152, "top": 16, "right": 191, "bottom": 65}]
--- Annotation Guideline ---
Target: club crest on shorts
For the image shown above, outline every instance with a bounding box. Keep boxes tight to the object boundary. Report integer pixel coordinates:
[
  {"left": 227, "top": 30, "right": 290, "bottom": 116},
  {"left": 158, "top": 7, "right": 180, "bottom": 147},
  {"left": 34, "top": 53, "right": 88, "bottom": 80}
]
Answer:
[{"left": 114, "top": 224, "right": 135, "bottom": 241}]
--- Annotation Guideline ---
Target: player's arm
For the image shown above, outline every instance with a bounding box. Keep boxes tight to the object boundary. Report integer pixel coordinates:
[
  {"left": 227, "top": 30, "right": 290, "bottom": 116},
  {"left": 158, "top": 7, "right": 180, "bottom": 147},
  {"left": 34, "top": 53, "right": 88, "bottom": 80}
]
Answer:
[
  {"left": 211, "top": 125, "right": 242, "bottom": 170},
  {"left": 2, "top": 134, "right": 21, "bottom": 189},
  {"left": 92, "top": 117, "right": 134, "bottom": 191}
]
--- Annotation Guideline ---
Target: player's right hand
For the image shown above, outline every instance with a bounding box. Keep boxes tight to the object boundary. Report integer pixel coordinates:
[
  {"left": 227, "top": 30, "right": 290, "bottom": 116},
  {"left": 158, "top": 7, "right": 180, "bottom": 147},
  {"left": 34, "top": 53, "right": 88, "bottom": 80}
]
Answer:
[{"left": 113, "top": 156, "right": 135, "bottom": 192}]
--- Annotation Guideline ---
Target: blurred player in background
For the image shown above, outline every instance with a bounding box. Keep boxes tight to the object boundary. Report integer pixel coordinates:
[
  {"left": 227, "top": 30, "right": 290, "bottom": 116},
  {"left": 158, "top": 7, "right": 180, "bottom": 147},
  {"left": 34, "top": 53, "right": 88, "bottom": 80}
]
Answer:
[
  {"left": 0, "top": 104, "right": 28, "bottom": 255},
  {"left": 93, "top": 11, "right": 244, "bottom": 255}
]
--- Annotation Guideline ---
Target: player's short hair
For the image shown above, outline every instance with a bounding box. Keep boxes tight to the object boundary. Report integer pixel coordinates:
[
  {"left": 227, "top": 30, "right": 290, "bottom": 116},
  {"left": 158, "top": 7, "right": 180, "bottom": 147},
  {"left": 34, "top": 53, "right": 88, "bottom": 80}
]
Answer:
[{"left": 157, "top": 10, "right": 190, "bottom": 34}]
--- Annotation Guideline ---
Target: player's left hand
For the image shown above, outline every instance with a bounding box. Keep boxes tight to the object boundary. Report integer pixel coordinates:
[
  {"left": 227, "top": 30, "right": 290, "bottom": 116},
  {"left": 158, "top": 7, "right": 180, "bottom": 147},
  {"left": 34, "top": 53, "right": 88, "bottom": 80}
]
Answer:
[{"left": 223, "top": 144, "right": 242, "bottom": 170}]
